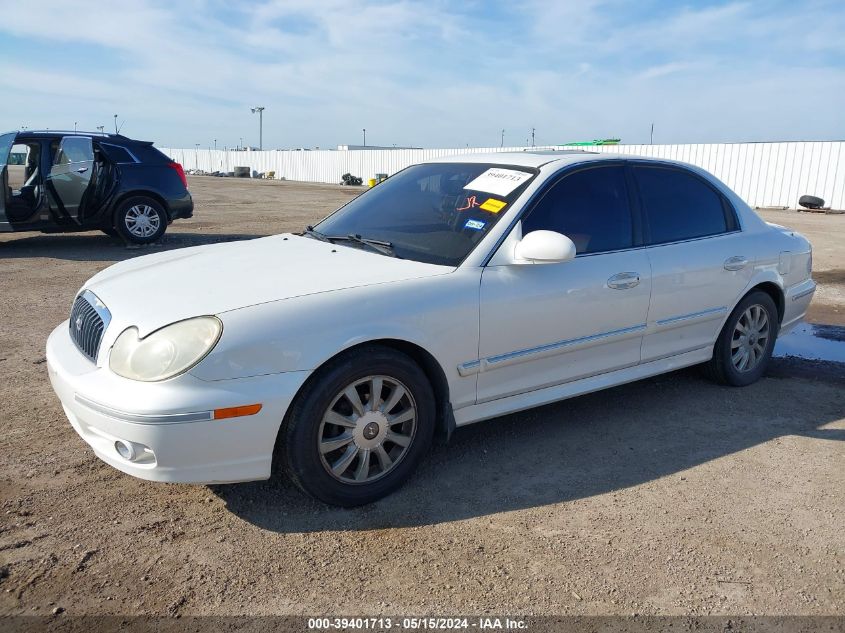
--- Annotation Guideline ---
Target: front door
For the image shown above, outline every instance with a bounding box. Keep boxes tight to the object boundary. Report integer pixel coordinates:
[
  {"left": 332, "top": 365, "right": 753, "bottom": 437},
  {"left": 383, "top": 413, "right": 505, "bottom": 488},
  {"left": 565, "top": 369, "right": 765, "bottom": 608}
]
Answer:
[
  {"left": 0, "top": 132, "right": 16, "bottom": 231},
  {"left": 476, "top": 164, "right": 651, "bottom": 403},
  {"left": 46, "top": 136, "right": 94, "bottom": 224}
]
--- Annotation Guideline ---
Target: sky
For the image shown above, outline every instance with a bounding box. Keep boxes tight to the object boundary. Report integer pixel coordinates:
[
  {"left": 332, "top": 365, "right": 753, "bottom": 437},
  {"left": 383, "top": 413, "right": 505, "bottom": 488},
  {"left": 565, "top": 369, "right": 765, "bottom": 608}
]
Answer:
[{"left": 0, "top": 0, "right": 843, "bottom": 149}]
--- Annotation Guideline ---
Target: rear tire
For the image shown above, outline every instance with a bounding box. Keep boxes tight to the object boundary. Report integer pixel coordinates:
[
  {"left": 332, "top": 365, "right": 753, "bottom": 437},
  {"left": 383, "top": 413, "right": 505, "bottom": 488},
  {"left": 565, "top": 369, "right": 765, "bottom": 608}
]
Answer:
[
  {"left": 115, "top": 196, "right": 167, "bottom": 244},
  {"left": 704, "top": 290, "right": 778, "bottom": 386},
  {"left": 277, "top": 345, "right": 435, "bottom": 507}
]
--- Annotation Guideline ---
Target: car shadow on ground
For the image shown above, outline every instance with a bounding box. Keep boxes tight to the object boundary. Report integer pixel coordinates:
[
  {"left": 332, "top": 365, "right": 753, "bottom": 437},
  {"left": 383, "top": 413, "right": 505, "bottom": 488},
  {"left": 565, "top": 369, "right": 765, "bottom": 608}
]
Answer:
[
  {"left": 0, "top": 232, "right": 266, "bottom": 262},
  {"left": 213, "top": 358, "right": 845, "bottom": 533}
]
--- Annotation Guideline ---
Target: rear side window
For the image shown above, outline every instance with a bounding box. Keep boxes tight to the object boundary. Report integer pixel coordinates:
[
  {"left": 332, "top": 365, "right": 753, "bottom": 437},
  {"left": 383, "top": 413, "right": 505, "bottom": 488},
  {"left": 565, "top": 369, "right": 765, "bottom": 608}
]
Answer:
[
  {"left": 99, "top": 143, "right": 136, "bottom": 163},
  {"left": 53, "top": 137, "right": 93, "bottom": 165},
  {"left": 522, "top": 165, "right": 633, "bottom": 254},
  {"left": 634, "top": 166, "right": 730, "bottom": 245}
]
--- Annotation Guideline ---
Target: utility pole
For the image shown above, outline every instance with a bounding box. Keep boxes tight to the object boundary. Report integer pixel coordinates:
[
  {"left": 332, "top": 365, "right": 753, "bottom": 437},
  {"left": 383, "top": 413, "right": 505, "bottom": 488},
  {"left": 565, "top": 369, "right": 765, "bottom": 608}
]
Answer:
[
  {"left": 501, "top": 129, "right": 505, "bottom": 147},
  {"left": 251, "top": 107, "right": 265, "bottom": 150},
  {"left": 363, "top": 128, "right": 366, "bottom": 147}
]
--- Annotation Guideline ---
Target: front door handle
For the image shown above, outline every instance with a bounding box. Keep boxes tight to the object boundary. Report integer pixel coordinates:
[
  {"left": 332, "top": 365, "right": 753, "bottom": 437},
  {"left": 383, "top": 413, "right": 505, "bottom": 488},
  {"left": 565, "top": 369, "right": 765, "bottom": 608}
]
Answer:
[
  {"left": 75, "top": 167, "right": 89, "bottom": 173},
  {"left": 724, "top": 255, "right": 748, "bottom": 271},
  {"left": 607, "top": 272, "right": 640, "bottom": 290}
]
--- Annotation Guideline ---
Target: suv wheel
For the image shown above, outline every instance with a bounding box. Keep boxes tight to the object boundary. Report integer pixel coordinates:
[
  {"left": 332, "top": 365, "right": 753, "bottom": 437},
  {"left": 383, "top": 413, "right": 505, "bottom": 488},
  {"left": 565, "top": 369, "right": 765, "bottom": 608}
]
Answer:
[
  {"left": 278, "top": 345, "right": 435, "bottom": 507},
  {"left": 115, "top": 196, "right": 167, "bottom": 244},
  {"left": 704, "top": 290, "right": 778, "bottom": 386}
]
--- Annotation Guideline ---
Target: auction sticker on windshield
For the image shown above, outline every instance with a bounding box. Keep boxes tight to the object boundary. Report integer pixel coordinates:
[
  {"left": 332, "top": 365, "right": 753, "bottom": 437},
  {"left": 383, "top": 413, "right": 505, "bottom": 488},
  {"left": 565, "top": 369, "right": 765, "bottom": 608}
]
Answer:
[{"left": 464, "top": 168, "right": 532, "bottom": 197}]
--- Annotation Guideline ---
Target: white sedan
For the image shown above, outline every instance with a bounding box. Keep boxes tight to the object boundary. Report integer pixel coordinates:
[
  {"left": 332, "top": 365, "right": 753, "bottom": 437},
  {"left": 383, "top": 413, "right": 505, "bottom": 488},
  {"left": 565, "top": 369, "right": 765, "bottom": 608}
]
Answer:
[{"left": 47, "top": 152, "right": 815, "bottom": 506}]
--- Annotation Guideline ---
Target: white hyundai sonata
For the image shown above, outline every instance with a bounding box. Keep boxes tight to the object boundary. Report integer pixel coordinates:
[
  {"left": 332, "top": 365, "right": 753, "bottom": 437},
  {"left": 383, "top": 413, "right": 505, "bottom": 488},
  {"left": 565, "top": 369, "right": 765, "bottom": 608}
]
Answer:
[{"left": 47, "top": 152, "right": 815, "bottom": 506}]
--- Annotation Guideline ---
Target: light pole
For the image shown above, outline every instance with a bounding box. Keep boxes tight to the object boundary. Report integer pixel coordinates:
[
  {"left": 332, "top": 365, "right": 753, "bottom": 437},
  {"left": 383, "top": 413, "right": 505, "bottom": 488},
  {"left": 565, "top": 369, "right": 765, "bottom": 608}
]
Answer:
[
  {"left": 251, "top": 106, "right": 265, "bottom": 150},
  {"left": 114, "top": 114, "right": 118, "bottom": 134},
  {"left": 240, "top": 137, "right": 243, "bottom": 151},
  {"left": 362, "top": 128, "right": 366, "bottom": 147},
  {"left": 74, "top": 121, "right": 78, "bottom": 133},
  {"left": 214, "top": 139, "right": 217, "bottom": 151},
  {"left": 96, "top": 125, "right": 104, "bottom": 133},
  {"left": 194, "top": 143, "right": 200, "bottom": 168},
  {"left": 501, "top": 129, "right": 505, "bottom": 147},
  {"left": 531, "top": 127, "right": 535, "bottom": 147}
]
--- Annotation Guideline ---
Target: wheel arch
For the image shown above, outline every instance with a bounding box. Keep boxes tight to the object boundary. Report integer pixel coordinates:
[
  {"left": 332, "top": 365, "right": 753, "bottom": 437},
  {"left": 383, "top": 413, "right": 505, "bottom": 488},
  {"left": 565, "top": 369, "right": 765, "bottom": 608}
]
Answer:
[
  {"left": 283, "top": 338, "right": 456, "bottom": 445},
  {"left": 745, "top": 281, "right": 785, "bottom": 325}
]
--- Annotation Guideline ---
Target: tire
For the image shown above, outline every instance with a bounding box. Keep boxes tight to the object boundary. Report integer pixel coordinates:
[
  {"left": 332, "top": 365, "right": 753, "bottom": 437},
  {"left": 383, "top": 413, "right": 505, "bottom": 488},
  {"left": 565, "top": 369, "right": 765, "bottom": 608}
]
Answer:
[
  {"left": 704, "top": 290, "right": 778, "bottom": 386},
  {"left": 114, "top": 196, "right": 167, "bottom": 244},
  {"left": 277, "top": 345, "right": 436, "bottom": 507},
  {"left": 799, "top": 194, "right": 824, "bottom": 210}
]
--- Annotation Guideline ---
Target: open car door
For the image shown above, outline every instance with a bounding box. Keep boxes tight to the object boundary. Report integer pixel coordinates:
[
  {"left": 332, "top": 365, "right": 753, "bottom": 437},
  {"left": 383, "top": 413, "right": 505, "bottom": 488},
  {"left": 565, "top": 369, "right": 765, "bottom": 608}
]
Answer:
[
  {"left": 0, "top": 131, "right": 16, "bottom": 231},
  {"left": 46, "top": 135, "right": 94, "bottom": 224}
]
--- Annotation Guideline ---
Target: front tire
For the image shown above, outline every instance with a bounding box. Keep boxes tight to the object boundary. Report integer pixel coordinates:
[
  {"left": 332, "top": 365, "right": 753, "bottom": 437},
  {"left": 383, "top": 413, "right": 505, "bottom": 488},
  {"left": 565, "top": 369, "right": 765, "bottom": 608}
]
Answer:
[
  {"left": 704, "top": 290, "right": 778, "bottom": 386},
  {"left": 278, "top": 345, "right": 435, "bottom": 507},
  {"left": 115, "top": 196, "right": 167, "bottom": 244}
]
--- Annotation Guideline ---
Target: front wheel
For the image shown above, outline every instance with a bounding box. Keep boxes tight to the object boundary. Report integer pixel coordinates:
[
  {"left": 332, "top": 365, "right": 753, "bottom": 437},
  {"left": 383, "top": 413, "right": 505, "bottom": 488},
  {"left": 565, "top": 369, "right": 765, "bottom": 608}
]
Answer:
[
  {"left": 278, "top": 346, "right": 435, "bottom": 507},
  {"left": 704, "top": 290, "right": 778, "bottom": 386},
  {"left": 115, "top": 197, "right": 167, "bottom": 244}
]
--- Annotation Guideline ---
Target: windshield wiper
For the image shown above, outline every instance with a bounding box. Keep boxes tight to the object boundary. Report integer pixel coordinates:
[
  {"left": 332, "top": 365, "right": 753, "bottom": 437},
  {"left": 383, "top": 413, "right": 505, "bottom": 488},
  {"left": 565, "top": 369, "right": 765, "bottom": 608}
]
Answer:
[
  {"left": 302, "top": 225, "right": 331, "bottom": 242},
  {"left": 344, "top": 233, "right": 397, "bottom": 257},
  {"left": 302, "top": 227, "right": 397, "bottom": 257}
]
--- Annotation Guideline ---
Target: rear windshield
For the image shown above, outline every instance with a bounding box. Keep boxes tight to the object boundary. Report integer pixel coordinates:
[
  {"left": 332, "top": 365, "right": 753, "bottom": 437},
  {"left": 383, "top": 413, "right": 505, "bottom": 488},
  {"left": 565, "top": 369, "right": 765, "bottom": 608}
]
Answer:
[{"left": 315, "top": 162, "right": 538, "bottom": 266}]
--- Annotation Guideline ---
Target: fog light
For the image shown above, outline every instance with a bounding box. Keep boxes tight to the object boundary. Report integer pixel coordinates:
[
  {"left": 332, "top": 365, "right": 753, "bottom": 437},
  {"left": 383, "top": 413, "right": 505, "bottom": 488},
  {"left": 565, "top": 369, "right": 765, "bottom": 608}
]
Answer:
[{"left": 114, "top": 440, "right": 136, "bottom": 461}]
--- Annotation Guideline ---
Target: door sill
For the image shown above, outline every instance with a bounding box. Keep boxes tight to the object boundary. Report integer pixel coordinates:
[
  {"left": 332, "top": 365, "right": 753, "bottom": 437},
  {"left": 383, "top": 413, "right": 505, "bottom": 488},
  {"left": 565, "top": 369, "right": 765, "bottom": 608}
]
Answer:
[{"left": 453, "top": 347, "right": 712, "bottom": 427}]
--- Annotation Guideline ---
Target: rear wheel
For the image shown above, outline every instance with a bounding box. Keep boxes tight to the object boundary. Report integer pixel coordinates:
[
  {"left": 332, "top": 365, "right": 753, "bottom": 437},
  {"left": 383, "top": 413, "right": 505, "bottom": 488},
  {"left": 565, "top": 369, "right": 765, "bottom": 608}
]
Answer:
[
  {"left": 278, "top": 345, "right": 435, "bottom": 506},
  {"left": 704, "top": 290, "right": 778, "bottom": 386},
  {"left": 115, "top": 196, "right": 167, "bottom": 244}
]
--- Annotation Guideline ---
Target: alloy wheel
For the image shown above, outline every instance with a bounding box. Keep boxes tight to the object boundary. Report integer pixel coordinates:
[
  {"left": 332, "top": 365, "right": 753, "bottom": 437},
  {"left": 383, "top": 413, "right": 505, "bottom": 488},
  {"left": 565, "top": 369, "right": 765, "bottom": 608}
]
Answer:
[
  {"left": 731, "top": 304, "right": 770, "bottom": 372},
  {"left": 318, "top": 375, "right": 417, "bottom": 484},
  {"left": 124, "top": 204, "right": 161, "bottom": 238}
]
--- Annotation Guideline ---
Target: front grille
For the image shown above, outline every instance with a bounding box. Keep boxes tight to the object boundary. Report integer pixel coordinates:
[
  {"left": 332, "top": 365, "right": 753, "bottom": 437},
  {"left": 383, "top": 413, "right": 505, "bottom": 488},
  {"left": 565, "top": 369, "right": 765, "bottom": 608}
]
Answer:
[{"left": 69, "top": 291, "right": 111, "bottom": 362}]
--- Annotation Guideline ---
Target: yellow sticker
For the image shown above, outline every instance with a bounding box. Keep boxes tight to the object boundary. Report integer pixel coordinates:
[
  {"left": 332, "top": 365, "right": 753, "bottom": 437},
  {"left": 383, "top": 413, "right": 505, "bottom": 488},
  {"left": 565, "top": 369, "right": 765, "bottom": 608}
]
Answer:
[{"left": 479, "top": 198, "right": 507, "bottom": 213}]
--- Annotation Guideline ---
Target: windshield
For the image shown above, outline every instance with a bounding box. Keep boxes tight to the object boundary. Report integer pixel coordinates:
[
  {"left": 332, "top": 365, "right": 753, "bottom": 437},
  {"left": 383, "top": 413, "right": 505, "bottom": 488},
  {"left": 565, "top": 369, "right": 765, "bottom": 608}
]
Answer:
[{"left": 314, "top": 162, "right": 538, "bottom": 266}]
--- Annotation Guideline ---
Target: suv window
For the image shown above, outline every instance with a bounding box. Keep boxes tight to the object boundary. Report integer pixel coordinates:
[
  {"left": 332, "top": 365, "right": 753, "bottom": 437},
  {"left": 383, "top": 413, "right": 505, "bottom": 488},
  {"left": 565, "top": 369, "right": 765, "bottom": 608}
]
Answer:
[
  {"left": 634, "top": 165, "right": 730, "bottom": 245},
  {"left": 521, "top": 165, "right": 633, "bottom": 254},
  {"left": 99, "top": 143, "right": 135, "bottom": 163},
  {"left": 53, "top": 137, "right": 93, "bottom": 165}
]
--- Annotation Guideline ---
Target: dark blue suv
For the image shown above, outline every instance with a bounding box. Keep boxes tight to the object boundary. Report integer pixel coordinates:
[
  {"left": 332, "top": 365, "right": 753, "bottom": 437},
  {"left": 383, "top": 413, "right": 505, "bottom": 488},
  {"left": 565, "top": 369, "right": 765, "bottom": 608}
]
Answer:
[{"left": 0, "top": 130, "right": 192, "bottom": 244}]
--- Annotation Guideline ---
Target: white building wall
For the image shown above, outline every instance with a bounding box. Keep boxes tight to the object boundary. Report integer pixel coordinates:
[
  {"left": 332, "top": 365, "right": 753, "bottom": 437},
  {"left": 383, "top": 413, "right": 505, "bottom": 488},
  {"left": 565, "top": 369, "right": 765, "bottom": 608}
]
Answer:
[{"left": 162, "top": 141, "right": 845, "bottom": 210}]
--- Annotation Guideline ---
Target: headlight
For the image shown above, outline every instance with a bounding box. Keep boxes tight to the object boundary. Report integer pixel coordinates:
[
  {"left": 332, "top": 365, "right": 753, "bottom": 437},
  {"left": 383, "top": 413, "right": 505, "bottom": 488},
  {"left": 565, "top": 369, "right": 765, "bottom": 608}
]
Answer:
[{"left": 109, "top": 316, "right": 222, "bottom": 382}]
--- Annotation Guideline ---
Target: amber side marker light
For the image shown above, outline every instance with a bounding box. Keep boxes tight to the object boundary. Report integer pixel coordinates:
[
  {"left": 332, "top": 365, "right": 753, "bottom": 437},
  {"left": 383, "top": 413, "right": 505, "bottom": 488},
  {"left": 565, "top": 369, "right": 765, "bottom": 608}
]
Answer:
[{"left": 213, "top": 404, "right": 263, "bottom": 420}]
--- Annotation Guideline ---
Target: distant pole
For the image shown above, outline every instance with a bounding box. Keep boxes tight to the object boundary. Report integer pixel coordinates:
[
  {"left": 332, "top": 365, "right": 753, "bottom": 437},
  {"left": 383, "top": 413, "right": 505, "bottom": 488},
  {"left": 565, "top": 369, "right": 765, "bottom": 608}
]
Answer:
[
  {"left": 96, "top": 125, "right": 104, "bottom": 133},
  {"left": 501, "top": 129, "right": 505, "bottom": 147},
  {"left": 251, "top": 107, "right": 265, "bottom": 150},
  {"left": 240, "top": 137, "right": 243, "bottom": 151},
  {"left": 363, "top": 128, "right": 366, "bottom": 147},
  {"left": 113, "top": 114, "right": 118, "bottom": 134},
  {"left": 650, "top": 123, "right": 654, "bottom": 145},
  {"left": 531, "top": 127, "right": 535, "bottom": 147},
  {"left": 214, "top": 139, "right": 217, "bottom": 150},
  {"left": 74, "top": 121, "right": 78, "bottom": 133},
  {"left": 194, "top": 143, "right": 200, "bottom": 167}
]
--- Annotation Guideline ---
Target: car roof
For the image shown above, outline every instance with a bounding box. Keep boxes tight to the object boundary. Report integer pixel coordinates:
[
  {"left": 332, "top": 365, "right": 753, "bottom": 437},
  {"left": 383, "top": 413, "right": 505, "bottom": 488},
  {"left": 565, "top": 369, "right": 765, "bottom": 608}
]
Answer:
[
  {"left": 421, "top": 150, "right": 641, "bottom": 169},
  {"left": 11, "top": 130, "right": 148, "bottom": 144}
]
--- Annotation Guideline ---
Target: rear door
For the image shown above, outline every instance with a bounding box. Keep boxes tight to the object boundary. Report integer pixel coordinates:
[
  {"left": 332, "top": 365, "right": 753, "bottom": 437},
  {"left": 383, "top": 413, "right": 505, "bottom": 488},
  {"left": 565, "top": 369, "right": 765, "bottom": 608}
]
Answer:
[
  {"left": 46, "top": 136, "right": 94, "bottom": 223},
  {"left": 634, "top": 163, "right": 754, "bottom": 361},
  {"left": 0, "top": 132, "right": 15, "bottom": 231}
]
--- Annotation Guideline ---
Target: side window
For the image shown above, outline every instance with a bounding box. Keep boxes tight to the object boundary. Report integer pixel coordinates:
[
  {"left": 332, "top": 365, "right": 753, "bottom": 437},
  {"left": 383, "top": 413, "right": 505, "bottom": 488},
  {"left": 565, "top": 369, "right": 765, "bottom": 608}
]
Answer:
[
  {"left": 100, "top": 143, "right": 135, "bottom": 163},
  {"left": 521, "top": 165, "right": 633, "bottom": 254},
  {"left": 53, "top": 137, "right": 93, "bottom": 166},
  {"left": 634, "top": 166, "right": 729, "bottom": 245}
]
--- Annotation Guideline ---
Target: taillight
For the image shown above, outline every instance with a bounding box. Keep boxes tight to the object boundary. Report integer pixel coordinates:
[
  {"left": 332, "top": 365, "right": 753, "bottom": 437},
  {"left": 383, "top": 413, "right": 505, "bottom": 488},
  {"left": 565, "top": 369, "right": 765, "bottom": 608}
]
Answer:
[{"left": 169, "top": 162, "right": 188, "bottom": 189}]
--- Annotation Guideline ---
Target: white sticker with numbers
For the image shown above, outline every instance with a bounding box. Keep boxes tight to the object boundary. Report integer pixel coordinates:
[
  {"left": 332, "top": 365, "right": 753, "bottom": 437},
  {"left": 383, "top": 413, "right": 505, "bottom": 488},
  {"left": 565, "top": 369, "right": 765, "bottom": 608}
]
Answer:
[{"left": 464, "top": 168, "right": 532, "bottom": 197}]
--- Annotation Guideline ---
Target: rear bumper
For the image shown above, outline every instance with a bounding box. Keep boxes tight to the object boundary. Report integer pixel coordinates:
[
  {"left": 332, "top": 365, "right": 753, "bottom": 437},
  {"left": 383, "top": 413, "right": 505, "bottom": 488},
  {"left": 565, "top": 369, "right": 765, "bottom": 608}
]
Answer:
[
  {"left": 781, "top": 278, "right": 816, "bottom": 335},
  {"left": 168, "top": 192, "right": 193, "bottom": 220},
  {"left": 46, "top": 322, "right": 309, "bottom": 484}
]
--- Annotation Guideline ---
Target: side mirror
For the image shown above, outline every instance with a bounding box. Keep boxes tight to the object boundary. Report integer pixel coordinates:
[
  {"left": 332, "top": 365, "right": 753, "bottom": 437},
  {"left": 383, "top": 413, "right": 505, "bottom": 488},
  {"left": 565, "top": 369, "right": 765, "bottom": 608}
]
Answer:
[{"left": 514, "top": 230, "right": 576, "bottom": 264}]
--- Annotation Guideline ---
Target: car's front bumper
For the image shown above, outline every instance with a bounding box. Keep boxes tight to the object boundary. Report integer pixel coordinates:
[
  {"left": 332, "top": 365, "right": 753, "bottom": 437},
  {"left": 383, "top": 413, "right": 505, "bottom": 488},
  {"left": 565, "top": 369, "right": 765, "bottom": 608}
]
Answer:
[{"left": 46, "top": 322, "right": 309, "bottom": 484}]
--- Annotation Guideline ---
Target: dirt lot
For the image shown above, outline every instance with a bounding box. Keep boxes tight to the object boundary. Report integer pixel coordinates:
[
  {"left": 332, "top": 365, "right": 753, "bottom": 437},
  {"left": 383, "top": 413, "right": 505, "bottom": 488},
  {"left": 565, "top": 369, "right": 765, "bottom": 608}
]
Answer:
[{"left": 1, "top": 177, "right": 843, "bottom": 618}]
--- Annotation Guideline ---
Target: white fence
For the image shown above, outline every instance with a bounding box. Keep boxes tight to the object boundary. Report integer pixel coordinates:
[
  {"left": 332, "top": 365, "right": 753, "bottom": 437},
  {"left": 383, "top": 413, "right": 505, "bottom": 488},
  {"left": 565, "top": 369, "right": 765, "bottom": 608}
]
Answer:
[{"left": 163, "top": 141, "right": 845, "bottom": 210}]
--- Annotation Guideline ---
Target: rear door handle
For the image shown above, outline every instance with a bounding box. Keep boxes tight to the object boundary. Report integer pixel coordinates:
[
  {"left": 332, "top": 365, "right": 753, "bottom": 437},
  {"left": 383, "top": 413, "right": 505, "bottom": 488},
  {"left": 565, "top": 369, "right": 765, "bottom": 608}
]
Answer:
[
  {"left": 724, "top": 256, "right": 748, "bottom": 271},
  {"left": 607, "top": 272, "right": 640, "bottom": 290}
]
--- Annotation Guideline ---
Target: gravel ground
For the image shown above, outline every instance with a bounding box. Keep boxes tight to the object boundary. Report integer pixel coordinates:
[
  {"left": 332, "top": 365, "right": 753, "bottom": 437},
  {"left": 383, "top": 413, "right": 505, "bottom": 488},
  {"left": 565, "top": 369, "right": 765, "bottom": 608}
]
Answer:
[{"left": 0, "top": 176, "right": 843, "bottom": 618}]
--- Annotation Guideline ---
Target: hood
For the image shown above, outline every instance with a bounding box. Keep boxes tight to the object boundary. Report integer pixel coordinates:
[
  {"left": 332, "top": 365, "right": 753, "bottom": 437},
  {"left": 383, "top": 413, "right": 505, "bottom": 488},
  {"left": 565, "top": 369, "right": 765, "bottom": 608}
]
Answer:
[{"left": 83, "top": 234, "right": 451, "bottom": 335}]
